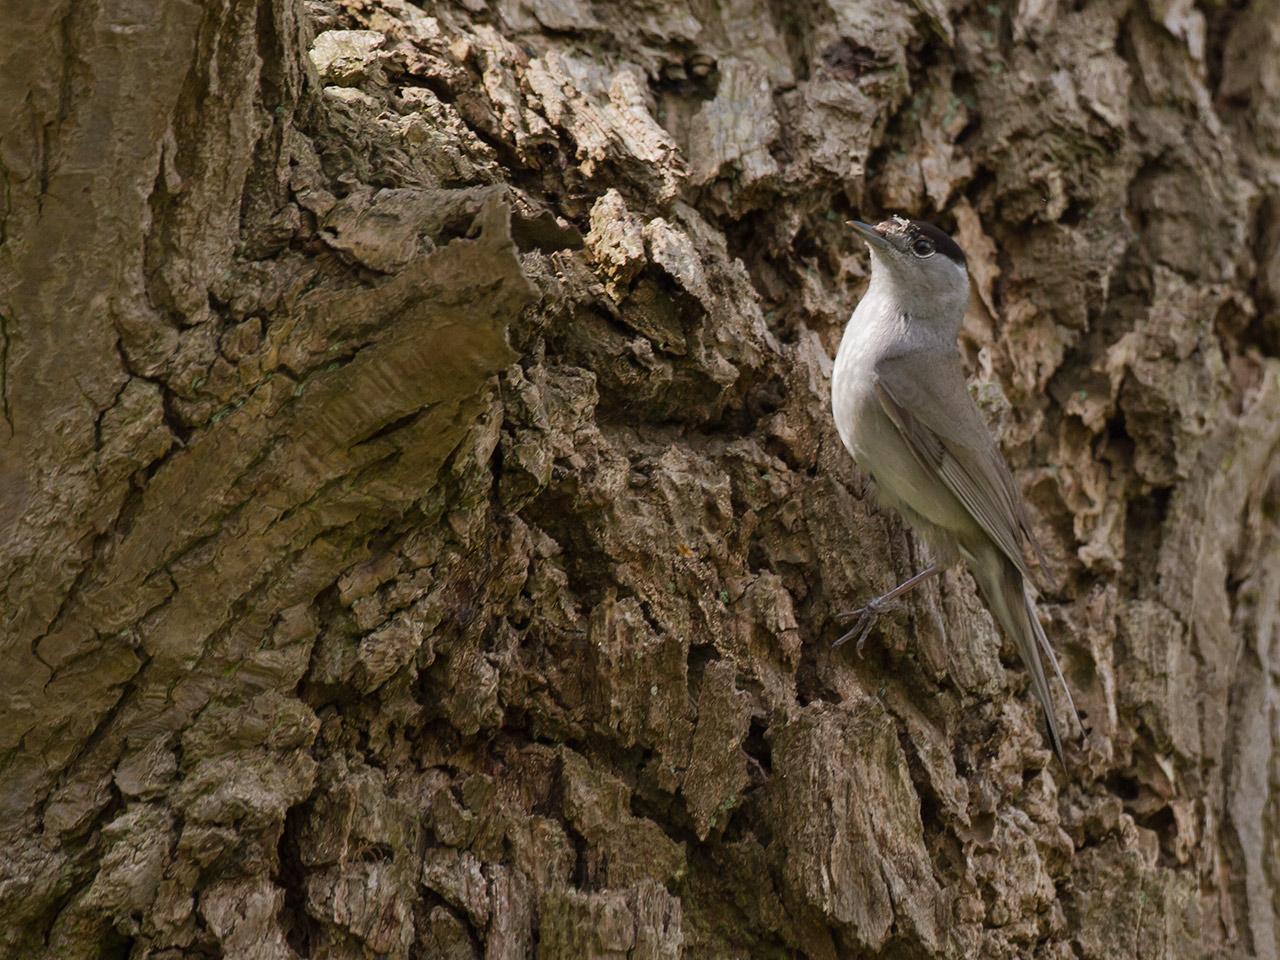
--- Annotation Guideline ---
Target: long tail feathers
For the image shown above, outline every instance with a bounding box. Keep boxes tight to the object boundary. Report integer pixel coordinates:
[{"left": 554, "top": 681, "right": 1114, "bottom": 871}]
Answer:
[
  {"left": 1025, "top": 588, "right": 1081, "bottom": 736},
  {"left": 975, "top": 558, "right": 1080, "bottom": 766}
]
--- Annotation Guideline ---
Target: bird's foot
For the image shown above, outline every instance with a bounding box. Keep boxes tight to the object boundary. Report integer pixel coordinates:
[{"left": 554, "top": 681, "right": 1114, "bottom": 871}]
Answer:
[{"left": 833, "top": 596, "right": 899, "bottom": 657}]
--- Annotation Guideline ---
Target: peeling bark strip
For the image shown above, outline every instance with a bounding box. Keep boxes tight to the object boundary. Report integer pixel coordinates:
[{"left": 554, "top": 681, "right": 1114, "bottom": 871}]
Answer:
[{"left": 0, "top": 0, "right": 1277, "bottom": 956}]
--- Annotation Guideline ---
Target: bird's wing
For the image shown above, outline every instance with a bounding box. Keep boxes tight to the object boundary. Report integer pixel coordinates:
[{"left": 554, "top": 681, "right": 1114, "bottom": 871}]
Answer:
[{"left": 873, "top": 352, "right": 1055, "bottom": 591}]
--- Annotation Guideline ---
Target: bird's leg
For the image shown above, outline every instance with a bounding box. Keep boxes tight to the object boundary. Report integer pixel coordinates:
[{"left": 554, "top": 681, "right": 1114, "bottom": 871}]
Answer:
[{"left": 833, "top": 563, "right": 941, "bottom": 656}]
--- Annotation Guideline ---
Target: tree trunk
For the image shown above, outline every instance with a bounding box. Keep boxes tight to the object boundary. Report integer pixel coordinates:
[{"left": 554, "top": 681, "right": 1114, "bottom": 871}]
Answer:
[{"left": 2, "top": 0, "right": 1278, "bottom": 956}]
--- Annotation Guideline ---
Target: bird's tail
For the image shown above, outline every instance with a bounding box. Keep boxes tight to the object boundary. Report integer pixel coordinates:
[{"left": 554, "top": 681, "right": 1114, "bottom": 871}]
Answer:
[{"left": 973, "top": 554, "right": 1079, "bottom": 765}]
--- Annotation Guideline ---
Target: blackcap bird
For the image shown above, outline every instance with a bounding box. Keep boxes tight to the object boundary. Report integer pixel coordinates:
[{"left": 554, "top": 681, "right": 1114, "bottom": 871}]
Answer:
[{"left": 832, "top": 215, "right": 1079, "bottom": 764}]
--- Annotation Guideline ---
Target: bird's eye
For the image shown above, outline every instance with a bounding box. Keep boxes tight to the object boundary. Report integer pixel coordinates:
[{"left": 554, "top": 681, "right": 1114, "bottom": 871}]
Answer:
[{"left": 911, "top": 238, "right": 935, "bottom": 257}]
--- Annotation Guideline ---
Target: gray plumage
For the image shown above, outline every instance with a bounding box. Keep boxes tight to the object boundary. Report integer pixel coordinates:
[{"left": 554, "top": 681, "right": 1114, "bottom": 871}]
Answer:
[{"left": 832, "top": 216, "right": 1078, "bottom": 763}]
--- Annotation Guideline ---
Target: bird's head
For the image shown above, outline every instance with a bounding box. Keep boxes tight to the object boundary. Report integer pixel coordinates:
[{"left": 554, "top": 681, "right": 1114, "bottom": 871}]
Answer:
[{"left": 848, "top": 215, "right": 970, "bottom": 324}]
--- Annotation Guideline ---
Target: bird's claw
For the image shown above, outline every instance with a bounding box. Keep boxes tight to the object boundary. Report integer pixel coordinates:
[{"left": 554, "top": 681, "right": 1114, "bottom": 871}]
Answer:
[
  {"left": 832, "top": 597, "right": 896, "bottom": 657},
  {"left": 832, "top": 613, "right": 876, "bottom": 656}
]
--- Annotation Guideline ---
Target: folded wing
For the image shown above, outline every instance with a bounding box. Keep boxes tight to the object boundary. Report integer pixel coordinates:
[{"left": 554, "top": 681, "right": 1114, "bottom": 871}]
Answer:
[{"left": 872, "top": 352, "right": 1054, "bottom": 591}]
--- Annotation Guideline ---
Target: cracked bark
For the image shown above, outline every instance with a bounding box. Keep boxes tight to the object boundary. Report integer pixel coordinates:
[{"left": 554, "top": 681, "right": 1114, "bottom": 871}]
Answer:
[{"left": 1, "top": 0, "right": 1278, "bottom": 958}]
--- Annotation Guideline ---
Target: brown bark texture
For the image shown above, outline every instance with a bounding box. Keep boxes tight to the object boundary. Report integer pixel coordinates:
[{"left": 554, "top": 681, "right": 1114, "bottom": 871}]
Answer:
[{"left": 1, "top": 0, "right": 1279, "bottom": 956}]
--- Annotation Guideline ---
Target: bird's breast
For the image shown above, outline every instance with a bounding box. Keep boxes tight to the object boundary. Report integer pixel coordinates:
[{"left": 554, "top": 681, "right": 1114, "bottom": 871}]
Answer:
[
  {"left": 830, "top": 301, "right": 976, "bottom": 540},
  {"left": 831, "top": 298, "right": 896, "bottom": 460},
  {"left": 830, "top": 352, "right": 877, "bottom": 461}
]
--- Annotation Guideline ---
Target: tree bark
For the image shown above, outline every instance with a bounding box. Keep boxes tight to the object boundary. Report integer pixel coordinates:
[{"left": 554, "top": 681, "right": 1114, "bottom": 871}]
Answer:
[{"left": 1, "top": 0, "right": 1278, "bottom": 957}]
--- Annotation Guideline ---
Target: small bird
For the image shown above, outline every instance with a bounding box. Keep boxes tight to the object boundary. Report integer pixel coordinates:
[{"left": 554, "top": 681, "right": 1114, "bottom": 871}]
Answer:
[{"left": 831, "top": 215, "right": 1079, "bottom": 763}]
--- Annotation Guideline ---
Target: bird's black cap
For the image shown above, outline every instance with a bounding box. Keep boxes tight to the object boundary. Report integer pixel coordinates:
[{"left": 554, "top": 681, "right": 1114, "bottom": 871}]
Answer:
[{"left": 902, "top": 219, "right": 967, "bottom": 267}]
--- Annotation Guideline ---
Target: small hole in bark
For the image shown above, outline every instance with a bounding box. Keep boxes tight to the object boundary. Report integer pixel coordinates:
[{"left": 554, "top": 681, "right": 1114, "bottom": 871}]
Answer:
[
  {"left": 1136, "top": 804, "right": 1175, "bottom": 836},
  {"left": 1060, "top": 199, "right": 1088, "bottom": 226},
  {"left": 98, "top": 931, "right": 135, "bottom": 960},
  {"left": 279, "top": 803, "right": 313, "bottom": 956},
  {"left": 686, "top": 644, "right": 716, "bottom": 702},
  {"left": 1106, "top": 773, "right": 1141, "bottom": 801},
  {"left": 917, "top": 785, "right": 940, "bottom": 828},
  {"left": 743, "top": 716, "right": 772, "bottom": 776},
  {"left": 1123, "top": 484, "right": 1171, "bottom": 589}
]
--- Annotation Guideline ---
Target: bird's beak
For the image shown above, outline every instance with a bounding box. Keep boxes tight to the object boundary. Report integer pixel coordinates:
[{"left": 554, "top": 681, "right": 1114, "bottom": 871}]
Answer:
[{"left": 847, "top": 219, "right": 891, "bottom": 252}]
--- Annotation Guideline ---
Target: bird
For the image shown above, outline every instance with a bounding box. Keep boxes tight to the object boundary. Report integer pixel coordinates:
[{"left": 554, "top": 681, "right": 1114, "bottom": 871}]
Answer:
[{"left": 831, "top": 214, "right": 1079, "bottom": 764}]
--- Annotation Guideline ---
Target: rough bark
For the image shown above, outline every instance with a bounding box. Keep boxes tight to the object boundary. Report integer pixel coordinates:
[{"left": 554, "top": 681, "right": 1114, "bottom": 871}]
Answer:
[{"left": 1, "top": 0, "right": 1278, "bottom": 957}]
